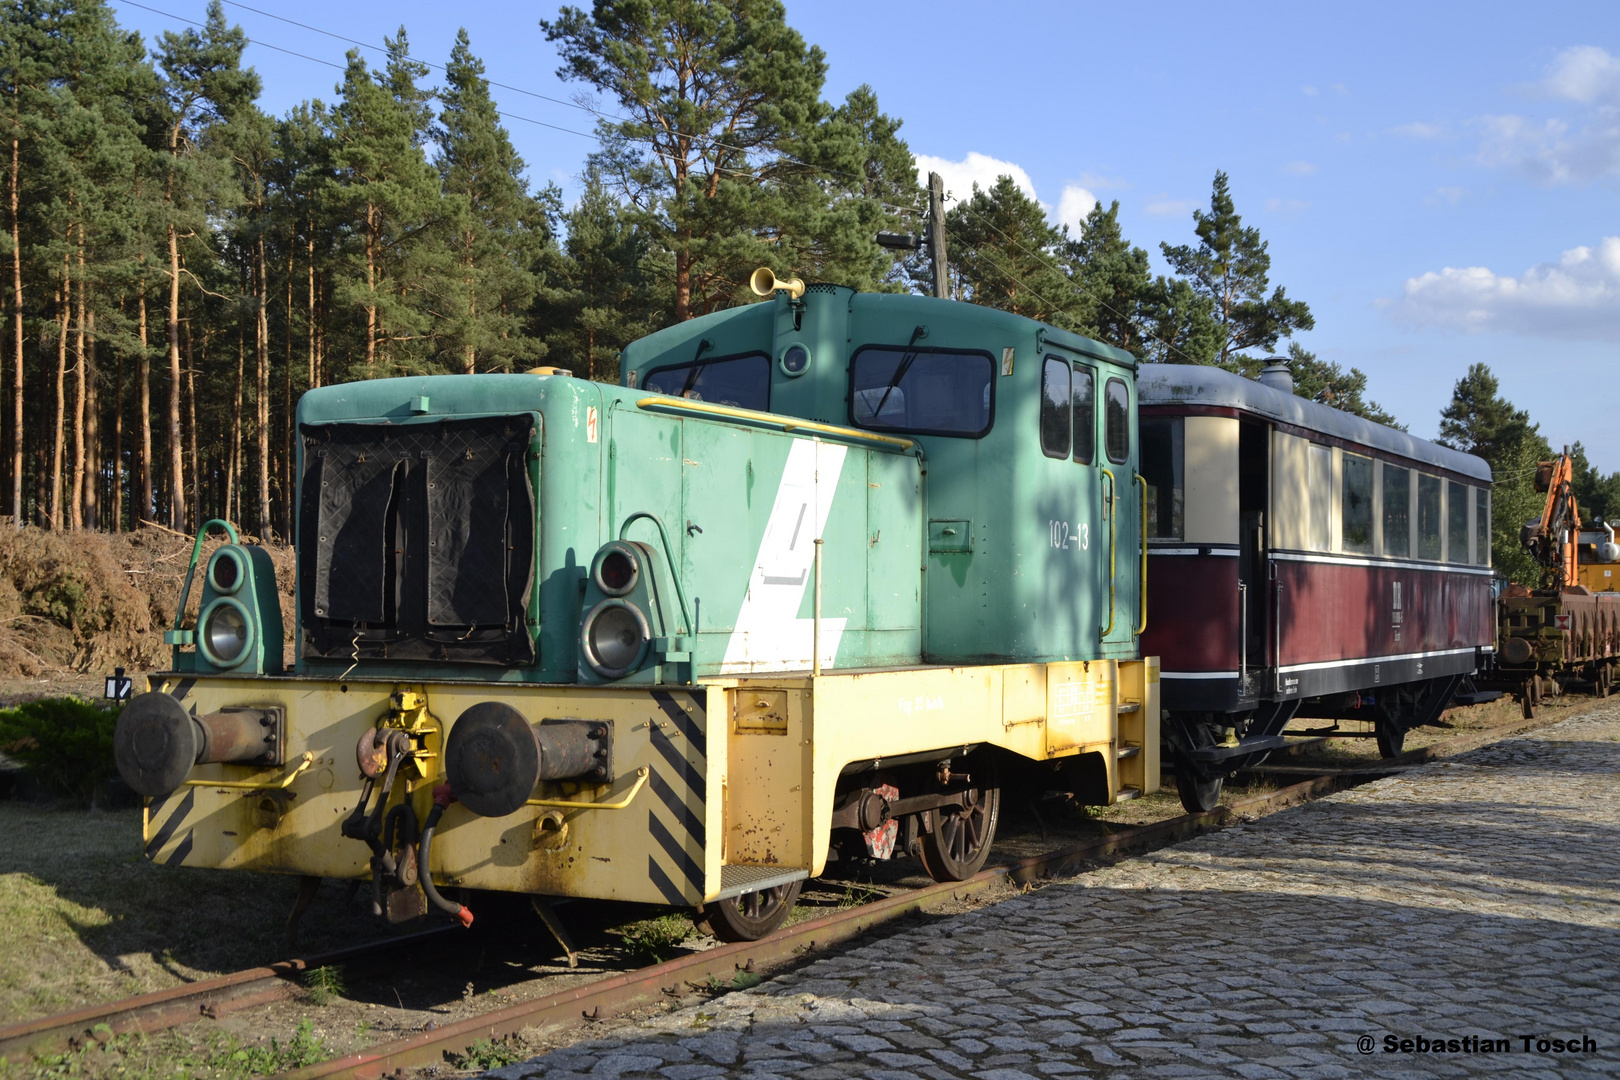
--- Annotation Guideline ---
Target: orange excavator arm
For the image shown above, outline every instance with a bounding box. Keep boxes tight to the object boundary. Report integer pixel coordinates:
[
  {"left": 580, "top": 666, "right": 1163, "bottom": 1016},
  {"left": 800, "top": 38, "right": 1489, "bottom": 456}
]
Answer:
[{"left": 1529, "top": 450, "right": 1582, "bottom": 589}]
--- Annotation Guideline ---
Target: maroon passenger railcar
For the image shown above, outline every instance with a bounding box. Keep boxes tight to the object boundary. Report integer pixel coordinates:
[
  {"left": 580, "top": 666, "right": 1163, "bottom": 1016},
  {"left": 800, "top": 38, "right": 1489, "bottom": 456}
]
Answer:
[{"left": 1137, "top": 363, "right": 1494, "bottom": 811}]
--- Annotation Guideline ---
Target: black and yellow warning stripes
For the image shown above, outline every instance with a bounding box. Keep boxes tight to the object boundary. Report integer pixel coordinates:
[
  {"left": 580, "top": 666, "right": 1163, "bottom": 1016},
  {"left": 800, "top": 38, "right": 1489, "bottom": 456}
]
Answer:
[
  {"left": 645, "top": 689, "right": 707, "bottom": 905},
  {"left": 144, "top": 787, "right": 196, "bottom": 866}
]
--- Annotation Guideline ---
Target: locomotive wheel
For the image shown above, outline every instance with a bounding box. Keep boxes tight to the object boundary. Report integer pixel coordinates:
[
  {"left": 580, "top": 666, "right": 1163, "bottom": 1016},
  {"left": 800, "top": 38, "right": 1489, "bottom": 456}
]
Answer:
[
  {"left": 698, "top": 880, "right": 803, "bottom": 943},
  {"left": 917, "top": 786, "right": 1001, "bottom": 882},
  {"left": 1173, "top": 763, "right": 1223, "bottom": 814}
]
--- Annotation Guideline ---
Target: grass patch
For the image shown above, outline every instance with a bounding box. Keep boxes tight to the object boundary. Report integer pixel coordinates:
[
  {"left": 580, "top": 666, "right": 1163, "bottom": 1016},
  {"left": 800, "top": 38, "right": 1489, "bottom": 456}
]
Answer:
[
  {"left": 0, "top": 803, "right": 387, "bottom": 1026},
  {"left": 303, "top": 964, "right": 345, "bottom": 1006},
  {"left": 1, "top": 1017, "right": 330, "bottom": 1080},
  {"left": 617, "top": 913, "right": 691, "bottom": 964},
  {"left": 451, "top": 1035, "right": 530, "bottom": 1071}
]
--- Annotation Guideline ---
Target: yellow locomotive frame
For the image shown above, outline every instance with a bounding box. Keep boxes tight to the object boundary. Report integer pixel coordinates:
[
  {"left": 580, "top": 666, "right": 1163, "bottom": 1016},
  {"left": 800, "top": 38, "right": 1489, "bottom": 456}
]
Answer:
[{"left": 143, "top": 662, "right": 1158, "bottom": 907}]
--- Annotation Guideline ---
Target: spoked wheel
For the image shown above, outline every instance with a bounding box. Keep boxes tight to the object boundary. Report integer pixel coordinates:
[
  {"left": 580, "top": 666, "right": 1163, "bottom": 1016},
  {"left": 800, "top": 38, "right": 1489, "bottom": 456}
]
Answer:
[
  {"left": 1173, "top": 762, "right": 1223, "bottom": 814},
  {"left": 917, "top": 786, "right": 1001, "bottom": 882},
  {"left": 697, "top": 880, "right": 802, "bottom": 943}
]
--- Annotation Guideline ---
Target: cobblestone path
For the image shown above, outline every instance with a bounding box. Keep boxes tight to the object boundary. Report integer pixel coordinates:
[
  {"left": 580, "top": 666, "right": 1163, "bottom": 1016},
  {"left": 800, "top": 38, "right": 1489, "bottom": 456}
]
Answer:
[{"left": 491, "top": 710, "right": 1620, "bottom": 1079}]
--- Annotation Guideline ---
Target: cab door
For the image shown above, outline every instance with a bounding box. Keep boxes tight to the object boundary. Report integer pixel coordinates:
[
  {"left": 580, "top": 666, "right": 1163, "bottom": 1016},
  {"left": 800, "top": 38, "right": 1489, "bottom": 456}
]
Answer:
[{"left": 1098, "top": 370, "right": 1140, "bottom": 654}]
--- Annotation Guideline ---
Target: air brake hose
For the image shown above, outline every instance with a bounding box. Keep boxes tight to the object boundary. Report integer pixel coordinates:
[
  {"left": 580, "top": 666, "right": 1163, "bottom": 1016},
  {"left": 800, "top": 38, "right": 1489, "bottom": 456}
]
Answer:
[{"left": 419, "top": 784, "right": 474, "bottom": 928}]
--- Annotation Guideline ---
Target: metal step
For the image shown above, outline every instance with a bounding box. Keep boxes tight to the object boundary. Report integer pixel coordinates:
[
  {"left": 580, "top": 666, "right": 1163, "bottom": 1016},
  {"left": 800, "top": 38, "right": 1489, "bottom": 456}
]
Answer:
[
  {"left": 1116, "top": 743, "right": 1141, "bottom": 759},
  {"left": 1451, "top": 691, "right": 1504, "bottom": 706},
  {"left": 716, "top": 864, "right": 809, "bottom": 901},
  {"left": 1114, "top": 786, "right": 1141, "bottom": 802},
  {"left": 1183, "top": 735, "right": 1292, "bottom": 763},
  {"left": 1116, "top": 701, "right": 1140, "bottom": 714}
]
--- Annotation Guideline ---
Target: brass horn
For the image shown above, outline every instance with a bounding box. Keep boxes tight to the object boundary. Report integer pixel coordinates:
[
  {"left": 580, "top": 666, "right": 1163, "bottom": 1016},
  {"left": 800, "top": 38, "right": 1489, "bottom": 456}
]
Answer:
[{"left": 749, "top": 267, "right": 805, "bottom": 299}]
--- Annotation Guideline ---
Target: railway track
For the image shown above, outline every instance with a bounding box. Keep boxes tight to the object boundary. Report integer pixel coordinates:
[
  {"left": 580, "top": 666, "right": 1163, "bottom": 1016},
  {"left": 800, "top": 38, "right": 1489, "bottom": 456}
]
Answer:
[{"left": 0, "top": 708, "right": 1558, "bottom": 1079}]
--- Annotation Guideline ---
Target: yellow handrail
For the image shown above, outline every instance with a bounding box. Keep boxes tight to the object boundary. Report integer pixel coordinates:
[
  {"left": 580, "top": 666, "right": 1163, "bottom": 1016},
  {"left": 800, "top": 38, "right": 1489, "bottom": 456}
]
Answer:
[
  {"left": 636, "top": 396, "right": 915, "bottom": 451},
  {"left": 184, "top": 751, "right": 314, "bottom": 791},
  {"left": 526, "top": 765, "right": 649, "bottom": 811},
  {"left": 1135, "top": 473, "right": 1149, "bottom": 636},
  {"left": 1100, "top": 469, "right": 1117, "bottom": 639}
]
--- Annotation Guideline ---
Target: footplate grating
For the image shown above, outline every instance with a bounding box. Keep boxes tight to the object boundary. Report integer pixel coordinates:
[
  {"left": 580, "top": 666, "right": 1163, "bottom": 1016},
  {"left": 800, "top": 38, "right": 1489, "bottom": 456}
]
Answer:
[{"left": 716, "top": 864, "right": 809, "bottom": 901}]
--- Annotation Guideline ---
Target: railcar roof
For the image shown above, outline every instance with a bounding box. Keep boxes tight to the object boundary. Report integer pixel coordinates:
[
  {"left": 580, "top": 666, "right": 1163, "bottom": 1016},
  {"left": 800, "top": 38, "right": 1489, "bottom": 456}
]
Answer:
[{"left": 1138, "top": 363, "right": 1492, "bottom": 482}]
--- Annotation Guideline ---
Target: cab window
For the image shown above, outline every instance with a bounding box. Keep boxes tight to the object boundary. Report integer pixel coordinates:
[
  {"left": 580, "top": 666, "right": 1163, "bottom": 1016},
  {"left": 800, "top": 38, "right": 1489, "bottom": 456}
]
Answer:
[
  {"left": 643, "top": 352, "right": 770, "bottom": 411},
  {"left": 1104, "top": 378, "right": 1129, "bottom": 464},
  {"left": 1073, "top": 366, "right": 1096, "bottom": 465},
  {"left": 1040, "top": 357, "right": 1070, "bottom": 458},
  {"left": 850, "top": 346, "right": 995, "bottom": 437}
]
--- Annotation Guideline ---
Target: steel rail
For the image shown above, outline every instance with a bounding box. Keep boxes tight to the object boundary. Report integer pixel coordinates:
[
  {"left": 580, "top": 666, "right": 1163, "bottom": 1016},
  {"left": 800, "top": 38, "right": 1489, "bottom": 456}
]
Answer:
[
  {"left": 271, "top": 773, "right": 1397, "bottom": 1080},
  {"left": 275, "top": 711, "right": 1561, "bottom": 1080},
  {"left": 0, "top": 926, "right": 456, "bottom": 1062},
  {"left": 2, "top": 708, "right": 1553, "bottom": 1074}
]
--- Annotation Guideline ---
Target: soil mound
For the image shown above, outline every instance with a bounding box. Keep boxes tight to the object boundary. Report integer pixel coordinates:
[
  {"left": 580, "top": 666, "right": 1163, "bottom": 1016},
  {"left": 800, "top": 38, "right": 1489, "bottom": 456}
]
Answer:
[{"left": 0, "top": 523, "right": 294, "bottom": 679}]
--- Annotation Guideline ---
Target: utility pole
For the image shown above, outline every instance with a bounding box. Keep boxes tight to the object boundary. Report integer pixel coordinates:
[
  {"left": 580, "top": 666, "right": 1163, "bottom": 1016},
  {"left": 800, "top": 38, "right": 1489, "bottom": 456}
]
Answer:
[{"left": 928, "top": 172, "right": 948, "bottom": 299}]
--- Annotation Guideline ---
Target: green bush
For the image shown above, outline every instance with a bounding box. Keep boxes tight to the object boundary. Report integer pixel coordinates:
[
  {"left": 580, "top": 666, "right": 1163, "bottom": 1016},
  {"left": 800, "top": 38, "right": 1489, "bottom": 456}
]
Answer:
[{"left": 0, "top": 696, "right": 123, "bottom": 805}]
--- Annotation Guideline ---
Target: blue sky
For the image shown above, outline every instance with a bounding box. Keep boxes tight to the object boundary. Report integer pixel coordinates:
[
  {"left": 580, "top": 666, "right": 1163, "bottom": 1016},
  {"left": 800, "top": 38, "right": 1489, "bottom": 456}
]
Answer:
[{"left": 112, "top": 0, "right": 1619, "bottom": 468}]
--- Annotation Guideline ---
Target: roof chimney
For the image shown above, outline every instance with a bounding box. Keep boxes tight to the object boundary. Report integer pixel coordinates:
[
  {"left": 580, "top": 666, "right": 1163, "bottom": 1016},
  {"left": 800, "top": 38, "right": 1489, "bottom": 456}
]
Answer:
[{"left": 1257, "top": 358, "right": 1293, "bottom": 395}]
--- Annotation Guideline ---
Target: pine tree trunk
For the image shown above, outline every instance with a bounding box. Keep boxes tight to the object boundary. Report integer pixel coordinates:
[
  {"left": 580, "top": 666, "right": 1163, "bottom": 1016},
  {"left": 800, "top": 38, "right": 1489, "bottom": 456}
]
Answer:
[
  {"left": 364, "top": 203, "right": 377, "bottom": 368},
  {"left": 255, "top": 237, "right": 270, "bottom": 537},
  {"left": 185, "top": 314, "right": 197, "bottom": 529},
  {"left": 137, "top": 278, "right": 152, "bottom": 524},
  {"left": 71, "top": 230, "right": 86, "bottom": 531},
  {"left": 307, "top": 223, "right": 317, "bottom": 389},
  {"left": 85, "top": 309, "right": 99, "bottom": 529},
  {"left": 283, "top": 240, "right": 294, "bottom": 536},
  {"left": 50, "top": 264, "right": 67, "bottom": 531},
  {"left": 112, "top": 340, "right": 123, "bottom": 532},
  {"left": 228, "top": 315, "right": 242, "bottom": 523},
  {"left": 166, "top": 216, "right": 186, "bottom": 529},
  {"left": 675, "top": 245, "right": 691, "bottom": 323},
  {"left": 9, "top": 128, "right": 22, "bottom": 528}
]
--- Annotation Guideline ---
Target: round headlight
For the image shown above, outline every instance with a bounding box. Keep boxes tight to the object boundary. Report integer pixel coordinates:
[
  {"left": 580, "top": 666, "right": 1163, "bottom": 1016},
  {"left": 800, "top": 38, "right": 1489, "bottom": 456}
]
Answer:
[
  {"left": 780, "top": 343, "right": 811, "bottom": 376},
  {"left": 207, "top": 547, "right": 246, "bottom": 595},
  {"left": 199, "top": 597, "right": 256, "bottom": 668},
  {"left": 581, "top": 599, "right": 650, "bottom": 679},
  {"left": 591, "top": 542, "right": 641, "bottom": 598}
]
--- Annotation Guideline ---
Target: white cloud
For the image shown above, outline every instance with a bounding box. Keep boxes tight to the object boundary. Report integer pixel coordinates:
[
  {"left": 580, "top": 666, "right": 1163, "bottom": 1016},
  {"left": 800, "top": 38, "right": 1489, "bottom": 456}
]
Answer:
[
  {"left": 1392, "top": 121, "right": 1445, "bottom": 139},
  {"left": 1427, "top": 186, "right": 1469, "bottom": 206},
  {"left": 1476, "top": 46, "right": 1620, "bottom": 183},
  {"left": 1302, "top": 84, "right": 1318, "bottom": 96},
  {"left": 1334, "top": 132, "right": 1352, "bottom": 144},
  {"left": 1284, "top": 160, "right": 1317, "bottom": 176},
  {"left": 1332, "top": 83, "right": 1348, "bottom": 95},
  {"left": 1543, "top": 45, "right": 1620, "bottom": 104},
  {"left": 1264, "top": 198, "right": 1311, "bottom": 214},
  {"left": 1394, "top": 236, "right": 1620, "bottom": 341},
  {"left": 1145, "top": 198, "right": 1199, "bottom": 217},
  {"left": 914, "top": 152, "right": 1037, "bottom": 204},
  {"left": 1055, "top": 185, "right": 1098, "bottom": 235}
]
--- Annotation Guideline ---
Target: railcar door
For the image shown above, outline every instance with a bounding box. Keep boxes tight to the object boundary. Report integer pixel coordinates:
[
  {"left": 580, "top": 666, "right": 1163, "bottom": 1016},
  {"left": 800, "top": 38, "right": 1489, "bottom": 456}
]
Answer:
[{"left": 1237, "top": 420, "right": 1270, "bottom": 695}]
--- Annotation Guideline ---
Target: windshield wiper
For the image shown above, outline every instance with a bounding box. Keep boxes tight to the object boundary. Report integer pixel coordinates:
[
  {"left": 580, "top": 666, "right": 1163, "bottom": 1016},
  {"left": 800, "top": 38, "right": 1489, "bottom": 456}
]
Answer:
[{"left": 869, "top": 325, "right": 926, "bottom": 420}]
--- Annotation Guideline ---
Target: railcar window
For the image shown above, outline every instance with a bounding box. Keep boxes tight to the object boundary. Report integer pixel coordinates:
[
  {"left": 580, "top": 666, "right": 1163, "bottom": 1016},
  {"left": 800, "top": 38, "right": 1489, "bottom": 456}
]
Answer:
[
  {"left": 1447, "top": 480, "right": 1468, "bottom": 563},
  {"left": 1383, "top": 465, "right": 1411, "bottom": 558},
  {"left": 1342, "top": 453, "right": 1374, "bottom": 554},
  {"left": 1476, "top": 487, "right": 1491, "bottom": 565},
  {"left": 1104, "top": 378, "right": 1129, "bottom": 464},
  {"left": 1140, "top": 417, "right": 1183, "bottom": 539},
  {"left": 1309, "top": 444, "right": 1331, "bottom": 551},
  {"left": 1073, "top": 366, "right": 1096, "bottom": 465},
  {"left": 1417, "top": 473, "right": 1443, "bottom": 560},
  {"left": 1040, "top": 357, "right": 1070, "bottom": 458},
  {"left": 850, "top": 346, "right": 995, "bottom": 436},
  {"left": 643, "top": 352, "right": 771, "bottom": 411}
]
